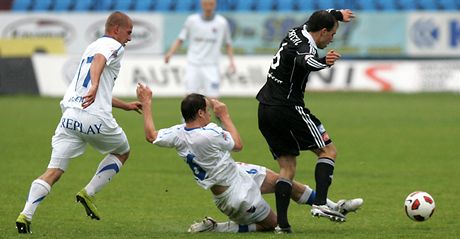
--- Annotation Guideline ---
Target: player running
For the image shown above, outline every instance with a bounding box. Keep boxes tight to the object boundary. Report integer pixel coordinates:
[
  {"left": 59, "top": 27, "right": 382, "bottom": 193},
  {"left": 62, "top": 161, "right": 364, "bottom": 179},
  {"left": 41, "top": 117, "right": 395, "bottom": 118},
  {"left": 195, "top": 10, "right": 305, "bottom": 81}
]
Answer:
[{"left": 15, "top": 11, "right": 141, "bottom": 234}]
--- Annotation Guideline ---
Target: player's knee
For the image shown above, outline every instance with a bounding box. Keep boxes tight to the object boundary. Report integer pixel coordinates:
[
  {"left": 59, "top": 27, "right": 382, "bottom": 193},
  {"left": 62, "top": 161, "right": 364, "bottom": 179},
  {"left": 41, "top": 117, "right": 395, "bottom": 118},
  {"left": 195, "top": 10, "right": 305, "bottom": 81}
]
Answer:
[
  {"left": 114, "top": 151, "right": 130, "bottom": 164},
  {"left": 320, "top": 144, "right": 337, "bottom": 160}
]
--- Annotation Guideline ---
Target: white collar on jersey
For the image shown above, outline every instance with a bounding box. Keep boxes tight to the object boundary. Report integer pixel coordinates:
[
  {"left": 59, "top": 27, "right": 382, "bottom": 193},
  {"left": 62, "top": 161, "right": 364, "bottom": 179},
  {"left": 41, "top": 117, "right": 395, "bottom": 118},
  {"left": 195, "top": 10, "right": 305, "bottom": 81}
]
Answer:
[{"left": 301, "top": 25, "right": 318, "bottom": 50}]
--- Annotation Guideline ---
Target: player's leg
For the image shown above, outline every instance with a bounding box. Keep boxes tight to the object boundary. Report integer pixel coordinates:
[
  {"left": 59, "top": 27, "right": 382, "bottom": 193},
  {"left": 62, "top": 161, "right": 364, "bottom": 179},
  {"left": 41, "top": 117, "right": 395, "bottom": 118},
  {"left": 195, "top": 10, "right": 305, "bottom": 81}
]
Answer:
[
  {"left": 261, "top": 167, "right": 363, "bottom": 215},
  {"left": 310, "top": 143, "right": 346, "bottom": 220},
  {"left": 16, "top": 115, "right": 86, "bottom": 233},
  {"left": 16, "top": 170, "right": 59, "bottom": 234},
  {"left": 76, "top": 116, "right": 130, "bottom": 220},
  {"left": 185, "top": 64, "right": 202, "bottom": 95},
  {"left": 289, "top": 107, "right": 345, "bottom": 221},
  {"left": 274, "top": 155, "right": 295, "bottom": 232},
  {"left": 258, "top": 104, "right": 303, "bottom": 232},
  {"left": 203, "top": 65, "right": 220, "bottom": 98}
]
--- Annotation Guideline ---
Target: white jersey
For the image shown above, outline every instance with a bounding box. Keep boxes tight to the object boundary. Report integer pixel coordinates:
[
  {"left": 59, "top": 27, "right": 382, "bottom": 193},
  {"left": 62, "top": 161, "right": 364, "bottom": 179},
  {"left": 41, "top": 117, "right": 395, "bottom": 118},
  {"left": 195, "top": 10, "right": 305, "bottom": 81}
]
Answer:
[
  {"left": 178, "top": 13, "right": 232, "bottom": 65},
  {"left": 60, "top": 36, "right": 125, "bottom": 119},
  {"left": 153, "top": 122, "right": 239, "bottom": 190}
]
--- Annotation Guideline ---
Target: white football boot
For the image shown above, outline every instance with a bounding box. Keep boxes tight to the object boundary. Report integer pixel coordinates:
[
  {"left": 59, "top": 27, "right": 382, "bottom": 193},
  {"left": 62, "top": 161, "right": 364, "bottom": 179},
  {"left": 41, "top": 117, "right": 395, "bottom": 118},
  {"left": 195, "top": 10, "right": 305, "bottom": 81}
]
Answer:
[
  {"left": 311, "top": 204, "right": 346, "bottom": 222},
  {"left": 187, "top": 217, "right": 217, "bottom": 233},
  {"left": 336, "top": 198, "right": 364, "bottom": 215}
]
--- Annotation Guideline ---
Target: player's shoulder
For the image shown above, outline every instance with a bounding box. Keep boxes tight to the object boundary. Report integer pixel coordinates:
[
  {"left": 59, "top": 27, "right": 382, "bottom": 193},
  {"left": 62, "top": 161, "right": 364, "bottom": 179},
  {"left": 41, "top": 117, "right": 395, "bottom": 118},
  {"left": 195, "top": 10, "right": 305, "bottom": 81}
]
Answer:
[
  {"left": 202, "top": 123, "right": 223, "bottom": 134},
  {"left": 214, "top": 14, "right": 229, "bottom": 24},
  {"left": 186, "top": 13, "right": 201, "bottom": 22},
  {"left": 91, "top": 37, "right": 123, "bottom": 53}
]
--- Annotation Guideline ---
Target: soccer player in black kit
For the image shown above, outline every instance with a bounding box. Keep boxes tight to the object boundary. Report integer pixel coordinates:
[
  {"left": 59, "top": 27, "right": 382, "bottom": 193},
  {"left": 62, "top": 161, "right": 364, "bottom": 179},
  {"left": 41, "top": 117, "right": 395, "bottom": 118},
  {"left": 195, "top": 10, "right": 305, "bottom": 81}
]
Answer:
[{"left": 256, "top": 9, "right": 360, "bottom": 233}]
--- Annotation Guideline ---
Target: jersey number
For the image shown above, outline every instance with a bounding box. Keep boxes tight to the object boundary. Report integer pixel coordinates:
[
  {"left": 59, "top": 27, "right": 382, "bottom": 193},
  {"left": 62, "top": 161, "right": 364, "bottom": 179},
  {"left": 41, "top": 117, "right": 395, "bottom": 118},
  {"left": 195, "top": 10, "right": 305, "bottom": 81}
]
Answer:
[
  {"left": 186, "top": 154, "right": 207, "bottom": 181},
  {"left": 75, "top": 56, "right": 94, "bottom": 89},
  {"left": 270, "top": 42, "right": 287, "bottom": 70}
]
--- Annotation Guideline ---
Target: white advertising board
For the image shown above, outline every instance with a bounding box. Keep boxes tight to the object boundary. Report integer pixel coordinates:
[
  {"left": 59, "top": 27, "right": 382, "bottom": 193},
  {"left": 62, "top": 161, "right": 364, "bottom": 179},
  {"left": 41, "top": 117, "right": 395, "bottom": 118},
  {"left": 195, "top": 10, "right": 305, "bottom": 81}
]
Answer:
[
  {"left": 32, "top": 55, "right": 460, "bottom": 97},
  {"left": 407, "top": 12, "right": 460, "bottom": 56},
  {"left": 0, "top": 12, "right": 163, "bottom": 54}
]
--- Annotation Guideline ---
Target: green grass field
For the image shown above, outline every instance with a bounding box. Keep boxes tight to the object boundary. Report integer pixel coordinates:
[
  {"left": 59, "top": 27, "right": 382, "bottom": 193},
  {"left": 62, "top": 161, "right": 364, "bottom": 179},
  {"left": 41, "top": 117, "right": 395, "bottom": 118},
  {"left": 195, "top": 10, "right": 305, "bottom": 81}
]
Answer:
[{"left": 1, "top": 93, "right": 459, "bottom": 238}]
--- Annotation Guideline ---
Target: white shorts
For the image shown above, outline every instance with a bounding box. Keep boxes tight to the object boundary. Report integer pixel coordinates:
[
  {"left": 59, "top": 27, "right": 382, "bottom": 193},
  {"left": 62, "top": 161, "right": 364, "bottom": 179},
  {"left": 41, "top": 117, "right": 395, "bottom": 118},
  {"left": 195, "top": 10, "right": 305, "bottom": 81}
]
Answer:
[
  {"left": 213, "top": 167, "right": 271, "bottom": 225},
  {"left": 185, "top": 64, "right": 220, "bottom": 98},
  {"left": 48, "top": 108, "right": 130, "bottom": 170},
  {"left": 236, "top": 162, "right": 267, "bottom": 188}
]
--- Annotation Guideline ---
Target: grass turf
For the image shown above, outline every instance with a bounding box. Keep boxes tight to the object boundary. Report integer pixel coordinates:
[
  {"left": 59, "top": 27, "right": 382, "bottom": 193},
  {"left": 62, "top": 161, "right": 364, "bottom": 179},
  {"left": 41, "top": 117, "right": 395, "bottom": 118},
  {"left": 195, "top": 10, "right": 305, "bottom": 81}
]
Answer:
[{"left": 0, "top": 92, "right": 459, "bottom": 238}]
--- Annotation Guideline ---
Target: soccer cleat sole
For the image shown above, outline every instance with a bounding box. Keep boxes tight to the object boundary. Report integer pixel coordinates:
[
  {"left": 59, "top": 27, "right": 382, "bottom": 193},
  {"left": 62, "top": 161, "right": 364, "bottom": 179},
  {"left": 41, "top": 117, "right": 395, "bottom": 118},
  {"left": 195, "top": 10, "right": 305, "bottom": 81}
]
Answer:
[
  {"left": 16, "top": 221, "right": 31, "bottom": 234},
  {"left": 311, "top": 210, "right": 346, "bottom": 222},
  {"left": 76, "top": 195, "right": 100, "bottom": 220}
]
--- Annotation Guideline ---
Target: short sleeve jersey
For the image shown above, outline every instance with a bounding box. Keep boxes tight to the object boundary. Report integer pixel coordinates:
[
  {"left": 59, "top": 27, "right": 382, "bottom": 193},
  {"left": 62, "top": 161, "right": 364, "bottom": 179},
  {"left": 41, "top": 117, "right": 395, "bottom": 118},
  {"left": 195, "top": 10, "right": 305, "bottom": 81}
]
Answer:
[
  {"left": 178, "top": 13, "right": 232, "bottom": 65},
  {"left": 153, "top": 122, "right": 239, "bottom": 190},
  {"left": 60, "top": 36, "right": 125, "bottom": 119}
]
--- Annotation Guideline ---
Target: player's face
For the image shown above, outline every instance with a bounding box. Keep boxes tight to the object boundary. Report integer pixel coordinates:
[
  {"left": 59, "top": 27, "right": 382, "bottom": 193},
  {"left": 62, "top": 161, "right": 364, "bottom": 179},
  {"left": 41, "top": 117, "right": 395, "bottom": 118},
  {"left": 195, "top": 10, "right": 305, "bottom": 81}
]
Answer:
[
  {"left": 317, "top": 22, "right": 338, "bottom": 49},
  {"left": 116, "top": 20, "right": 133, "bottom": 46},
  {"left": 201, "top": 0, "right": 216, "bottom": 14}
]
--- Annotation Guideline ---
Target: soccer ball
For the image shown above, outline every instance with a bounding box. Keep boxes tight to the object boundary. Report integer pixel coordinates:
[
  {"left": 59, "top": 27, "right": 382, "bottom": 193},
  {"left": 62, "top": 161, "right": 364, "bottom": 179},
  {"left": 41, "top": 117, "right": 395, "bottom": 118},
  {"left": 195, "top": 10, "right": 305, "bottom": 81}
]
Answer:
[{"left": 404, "top": 191, "right": 435, "bottom": 221}]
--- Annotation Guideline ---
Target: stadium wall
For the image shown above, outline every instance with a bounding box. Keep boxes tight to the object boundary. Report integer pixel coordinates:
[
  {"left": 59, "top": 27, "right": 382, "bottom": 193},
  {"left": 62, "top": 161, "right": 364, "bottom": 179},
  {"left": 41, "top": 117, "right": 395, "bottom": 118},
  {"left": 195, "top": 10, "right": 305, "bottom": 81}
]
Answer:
[
  {"left": 0, "top": 58, "right": 39, "bottom": 94},
  {"left": 1, "top": 11, "right": 460, "bottom": 96},
  {"left": 32, "top": 55, "right": 460, "bottom": 97},
  {"left": 1, "top": 11, "right": 460, "bottom": 57}
]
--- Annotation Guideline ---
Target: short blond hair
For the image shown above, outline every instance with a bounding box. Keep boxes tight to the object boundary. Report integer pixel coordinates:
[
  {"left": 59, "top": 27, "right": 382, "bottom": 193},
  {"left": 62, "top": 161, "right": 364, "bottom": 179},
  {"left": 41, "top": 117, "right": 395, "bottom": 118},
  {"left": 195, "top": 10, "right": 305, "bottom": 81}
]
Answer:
[{"left": 105, "top": 11, "right": 130, "bottom": 32}]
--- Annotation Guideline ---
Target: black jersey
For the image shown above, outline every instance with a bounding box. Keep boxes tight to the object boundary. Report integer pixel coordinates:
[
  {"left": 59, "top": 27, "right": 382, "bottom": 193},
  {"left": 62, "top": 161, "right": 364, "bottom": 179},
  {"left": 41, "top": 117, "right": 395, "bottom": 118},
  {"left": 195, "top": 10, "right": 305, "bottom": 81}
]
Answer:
[{"left": 256, "top": 25, "right": 329, "bottom": 107}]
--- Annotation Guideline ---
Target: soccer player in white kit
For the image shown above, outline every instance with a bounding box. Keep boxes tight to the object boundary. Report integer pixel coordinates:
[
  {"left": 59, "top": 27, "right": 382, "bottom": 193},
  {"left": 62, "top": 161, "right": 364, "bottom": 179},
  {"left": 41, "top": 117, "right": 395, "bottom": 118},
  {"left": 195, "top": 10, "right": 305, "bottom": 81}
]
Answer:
[
  {"left": 136, "top": 84, "right": 363, "bottom": 233},
  {"left": 164, "top": 0, "right": 235, "bottom": 98},
  {"left": 15, "top": 12, "right": 142, "bottom": 234}
]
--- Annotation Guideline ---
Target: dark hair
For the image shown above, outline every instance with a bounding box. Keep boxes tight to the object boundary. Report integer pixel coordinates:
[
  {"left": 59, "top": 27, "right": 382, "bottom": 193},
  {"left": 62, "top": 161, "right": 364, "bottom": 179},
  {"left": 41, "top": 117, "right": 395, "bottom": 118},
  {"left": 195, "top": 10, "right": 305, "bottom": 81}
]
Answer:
[
  {"left": 306, "top": 10, "right": 337, "bottom": 32},
  {"left": 181, "top": 93, "right": 207, "bottom": 122}
]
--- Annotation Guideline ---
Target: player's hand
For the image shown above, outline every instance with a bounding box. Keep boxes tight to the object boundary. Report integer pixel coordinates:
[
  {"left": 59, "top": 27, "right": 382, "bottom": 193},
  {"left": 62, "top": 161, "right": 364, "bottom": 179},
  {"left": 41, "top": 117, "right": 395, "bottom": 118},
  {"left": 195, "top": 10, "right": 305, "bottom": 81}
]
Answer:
[
  {"left": 211, "top": 99, "right": 229, "bottom": 119},
  {"left": 227, "top": 62, "right": 236, "bottom": 74},
  {"left": 325, "top": 50, "right": 341, "bottom": 66},
  {"left": 136, "top": 83, "right": 152, "bottom": 104},
  {"left": 125, "top": 101, "right": 143, "bottom": 114},
  {"left": 340, "top": 9, "right": 355, "bottom": 22},
  {"left": 164, "top": 54, "right": 171, "bottom": 64},
  {"left": 82, "top": 86, "right": 98, "bottom": 109}
]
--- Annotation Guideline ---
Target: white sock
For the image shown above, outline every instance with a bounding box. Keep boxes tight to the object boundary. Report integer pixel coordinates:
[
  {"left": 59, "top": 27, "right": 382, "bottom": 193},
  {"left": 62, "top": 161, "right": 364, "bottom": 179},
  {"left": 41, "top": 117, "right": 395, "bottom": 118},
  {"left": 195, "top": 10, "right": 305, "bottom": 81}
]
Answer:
[
  {"left": 296, "top": 185, "right": 337, "bottom": 209},
  {"left": 84, "top": 154, "right": 122, "bottom": 196},
  {"left": 296, "top": 185, "right": 314, "bottom": 204},
  {"left": 21, "top": 179, "right": 51, "bottom": 220},
  {"left": 214, "top": 221, "right": 257, "bottom": 233}
]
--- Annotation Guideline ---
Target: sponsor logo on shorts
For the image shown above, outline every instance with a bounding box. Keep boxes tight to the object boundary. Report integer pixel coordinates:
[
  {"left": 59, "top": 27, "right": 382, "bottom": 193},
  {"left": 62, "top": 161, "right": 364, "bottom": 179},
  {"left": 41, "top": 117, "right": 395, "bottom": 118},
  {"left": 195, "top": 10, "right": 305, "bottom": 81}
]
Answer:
[{"left": 61, "top": 117, "right": 102, "bottom": 135}]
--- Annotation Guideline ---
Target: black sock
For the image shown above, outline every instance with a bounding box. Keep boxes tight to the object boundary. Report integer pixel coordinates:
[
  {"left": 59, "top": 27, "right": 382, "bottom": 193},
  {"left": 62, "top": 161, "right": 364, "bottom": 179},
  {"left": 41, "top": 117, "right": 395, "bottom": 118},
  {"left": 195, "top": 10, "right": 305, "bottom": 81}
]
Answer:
[
  {"left": 313, "top": 157, "right": 335, "bottom": 205},
  {"left": 275, "top": 179, "right": 292, "bottom": 228}
]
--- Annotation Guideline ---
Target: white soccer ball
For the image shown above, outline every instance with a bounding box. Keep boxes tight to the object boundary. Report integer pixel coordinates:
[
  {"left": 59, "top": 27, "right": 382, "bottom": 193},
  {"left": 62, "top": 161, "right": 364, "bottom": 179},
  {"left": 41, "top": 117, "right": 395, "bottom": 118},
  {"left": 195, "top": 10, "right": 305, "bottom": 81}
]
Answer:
[{"left": 404, "top": 191, "right": 435, "bottom": 221}]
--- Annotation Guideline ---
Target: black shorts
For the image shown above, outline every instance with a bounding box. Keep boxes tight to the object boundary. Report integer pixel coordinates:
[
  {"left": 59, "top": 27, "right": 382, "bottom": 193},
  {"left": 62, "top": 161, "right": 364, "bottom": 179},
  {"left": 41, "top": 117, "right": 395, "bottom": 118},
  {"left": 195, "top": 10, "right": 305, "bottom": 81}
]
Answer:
[{"left": 258, "top": 103, "right": 332, "bottom": 159}]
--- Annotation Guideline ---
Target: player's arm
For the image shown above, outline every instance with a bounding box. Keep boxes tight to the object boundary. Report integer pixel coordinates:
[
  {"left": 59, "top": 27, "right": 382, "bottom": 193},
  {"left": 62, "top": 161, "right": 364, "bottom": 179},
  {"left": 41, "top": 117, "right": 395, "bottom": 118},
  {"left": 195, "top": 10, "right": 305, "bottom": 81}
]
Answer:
[
  {"left": 136, "top": 83, "right": 158, "bottom": 143},
  {"left": 327, "top": 9, "right": 355, "bottom": 22},
  {"left": 82, "top": 54, "right": 105, "bottom": 109},
  {"left": 164, "top": 39, "right": 183, "bottom": 64},
  {"left": 211, "top": 99, "right": 243, "bottom": 152},
  {"left": 226, "top": 43, "right": 236, "bottom": 73},
  {"left": 297, "top": 49, "right": 341, "bottom": 70},
  {"left": 112, "top": 97, "right": 142, "bottom": 114}
]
